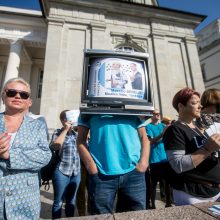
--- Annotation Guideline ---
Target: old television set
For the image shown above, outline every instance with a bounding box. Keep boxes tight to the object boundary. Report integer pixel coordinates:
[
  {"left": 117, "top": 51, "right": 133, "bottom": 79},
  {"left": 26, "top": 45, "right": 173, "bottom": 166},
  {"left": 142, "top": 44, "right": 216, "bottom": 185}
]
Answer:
[{"left": 80, "top": 49, "right": 154, "bottom": 116}]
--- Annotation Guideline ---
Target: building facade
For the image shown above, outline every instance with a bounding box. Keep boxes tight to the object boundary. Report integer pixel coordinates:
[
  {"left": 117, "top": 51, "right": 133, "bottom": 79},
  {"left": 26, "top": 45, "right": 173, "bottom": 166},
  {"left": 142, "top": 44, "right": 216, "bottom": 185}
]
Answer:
[
  {"left": 0, "top": 6, "right": 47, "bottom": 114},
  {"left": 196, "top": 19, "right": 220, "bottom": 89},
  {"left": 0, "top": 0, "right": 205, "bottom": 131}
]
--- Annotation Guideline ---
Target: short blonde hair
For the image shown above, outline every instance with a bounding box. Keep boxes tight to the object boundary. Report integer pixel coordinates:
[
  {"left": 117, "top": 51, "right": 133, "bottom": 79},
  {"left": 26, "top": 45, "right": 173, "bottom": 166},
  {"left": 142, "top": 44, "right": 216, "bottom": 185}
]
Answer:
[{"left": 2, "top": 77, "right": 31, "bottom": 94}]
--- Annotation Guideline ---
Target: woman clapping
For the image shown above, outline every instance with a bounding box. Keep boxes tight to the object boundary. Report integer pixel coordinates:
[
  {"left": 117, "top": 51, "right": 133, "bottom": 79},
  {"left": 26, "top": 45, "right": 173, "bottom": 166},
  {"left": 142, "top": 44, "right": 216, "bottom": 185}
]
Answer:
[{"left": 0, "top": 77, "right": 51, "bottom": 220}]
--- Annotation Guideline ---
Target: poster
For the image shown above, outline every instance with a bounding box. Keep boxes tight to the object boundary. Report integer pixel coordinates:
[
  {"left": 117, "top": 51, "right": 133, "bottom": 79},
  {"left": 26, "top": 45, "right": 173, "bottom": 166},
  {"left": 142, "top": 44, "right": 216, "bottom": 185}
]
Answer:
[{"left": 88, "top": 58, "right": 147, "bottom": 100}]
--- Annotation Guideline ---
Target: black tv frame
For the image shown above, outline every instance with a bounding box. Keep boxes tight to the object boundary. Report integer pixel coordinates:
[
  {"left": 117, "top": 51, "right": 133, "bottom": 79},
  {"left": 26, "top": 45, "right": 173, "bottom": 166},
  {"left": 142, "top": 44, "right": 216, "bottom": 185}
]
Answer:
[{"left": 80, "top": 49, "right": 154, "bottom": 116}]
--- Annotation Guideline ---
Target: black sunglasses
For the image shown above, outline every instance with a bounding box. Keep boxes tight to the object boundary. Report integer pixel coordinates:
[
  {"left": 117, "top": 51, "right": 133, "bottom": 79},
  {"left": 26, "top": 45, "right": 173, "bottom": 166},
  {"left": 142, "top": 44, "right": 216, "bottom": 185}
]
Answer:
[{"left": 5, "top": 89, "right": 30, "bottom": 100}]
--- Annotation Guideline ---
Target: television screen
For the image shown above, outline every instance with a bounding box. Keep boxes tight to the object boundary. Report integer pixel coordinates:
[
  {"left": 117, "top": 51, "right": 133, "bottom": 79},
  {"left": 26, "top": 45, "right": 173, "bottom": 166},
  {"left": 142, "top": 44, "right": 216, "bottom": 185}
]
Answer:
[
  {"left": 80, "top": 49, "right": 154, "bottom": 116},
  {"left": 88, "top": 57, "right": 146, "bottom": 100}
]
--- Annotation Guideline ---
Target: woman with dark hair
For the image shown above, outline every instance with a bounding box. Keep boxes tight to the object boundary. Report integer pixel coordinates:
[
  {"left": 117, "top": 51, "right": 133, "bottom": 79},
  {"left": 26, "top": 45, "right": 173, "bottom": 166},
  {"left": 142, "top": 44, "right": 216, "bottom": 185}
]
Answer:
[
  {"left": 51, "top": 110, "right": 81, "bottom": 219},
  {"left": 163, "top": 87, "right": 220, "bottom": 206}
]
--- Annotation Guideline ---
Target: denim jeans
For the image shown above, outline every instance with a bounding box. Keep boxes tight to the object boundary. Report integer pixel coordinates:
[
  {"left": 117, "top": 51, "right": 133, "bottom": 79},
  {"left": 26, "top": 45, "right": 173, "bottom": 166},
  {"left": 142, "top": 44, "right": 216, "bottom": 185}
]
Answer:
[
  {"left": 52, "top": 168, "right": 81, "bottom": 219},
  {"left": 89, "top": 169, "right": 146, "bottom": 214}
]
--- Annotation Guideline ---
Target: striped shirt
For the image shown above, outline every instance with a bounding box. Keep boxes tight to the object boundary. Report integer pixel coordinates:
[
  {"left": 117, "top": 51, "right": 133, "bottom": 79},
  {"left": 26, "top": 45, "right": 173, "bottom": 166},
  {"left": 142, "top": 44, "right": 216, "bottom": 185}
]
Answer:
[{"left": 51, "top": 128, "right": 80, "bottom": 176}]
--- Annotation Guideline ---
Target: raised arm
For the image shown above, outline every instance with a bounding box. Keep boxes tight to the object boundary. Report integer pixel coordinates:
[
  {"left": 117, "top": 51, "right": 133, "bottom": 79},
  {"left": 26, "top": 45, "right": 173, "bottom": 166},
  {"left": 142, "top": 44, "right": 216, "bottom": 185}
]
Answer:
[{"left": 51, "top": 121, "right": 72, "bottom": 151}]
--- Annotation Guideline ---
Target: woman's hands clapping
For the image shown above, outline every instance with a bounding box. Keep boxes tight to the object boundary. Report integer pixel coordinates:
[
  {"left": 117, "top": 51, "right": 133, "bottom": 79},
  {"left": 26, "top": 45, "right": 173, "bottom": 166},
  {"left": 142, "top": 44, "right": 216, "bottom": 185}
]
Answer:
[
  {"left": 0, "top": 133, "right": 11, "bottom": 159},
  {"left": 204, "top": 133, "right": 220, "bottom": 154}
]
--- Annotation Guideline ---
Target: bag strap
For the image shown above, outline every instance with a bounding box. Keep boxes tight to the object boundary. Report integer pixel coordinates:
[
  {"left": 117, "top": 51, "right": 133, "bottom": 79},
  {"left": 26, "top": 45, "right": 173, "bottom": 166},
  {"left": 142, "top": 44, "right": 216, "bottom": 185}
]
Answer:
[{"left": 42, "top": 180, "right": 50, "bottom": 191}]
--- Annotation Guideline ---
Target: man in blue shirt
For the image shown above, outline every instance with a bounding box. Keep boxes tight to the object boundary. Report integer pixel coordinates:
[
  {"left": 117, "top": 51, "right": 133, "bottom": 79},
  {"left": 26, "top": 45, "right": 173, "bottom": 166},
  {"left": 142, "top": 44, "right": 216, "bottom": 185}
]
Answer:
[
  {"left": 77, "top": 114, "right": 150, "bottom": 214},
  {"left": 146, "top": 110, "right": 172, "bottom": 208}
]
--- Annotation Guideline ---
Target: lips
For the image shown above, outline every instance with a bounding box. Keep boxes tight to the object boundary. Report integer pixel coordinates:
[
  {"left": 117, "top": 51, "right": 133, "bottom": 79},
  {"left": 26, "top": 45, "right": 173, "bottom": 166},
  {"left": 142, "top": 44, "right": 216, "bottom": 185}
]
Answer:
[{"left": 11, "top": 100, "right": 22, "bottom": 105}]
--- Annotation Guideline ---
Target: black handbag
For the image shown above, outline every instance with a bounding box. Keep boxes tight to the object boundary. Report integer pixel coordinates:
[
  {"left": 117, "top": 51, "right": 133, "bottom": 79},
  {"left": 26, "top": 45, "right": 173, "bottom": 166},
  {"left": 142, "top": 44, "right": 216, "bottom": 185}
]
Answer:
[{"left": 40, "top": 132, "right": 61, "bottom": 191}]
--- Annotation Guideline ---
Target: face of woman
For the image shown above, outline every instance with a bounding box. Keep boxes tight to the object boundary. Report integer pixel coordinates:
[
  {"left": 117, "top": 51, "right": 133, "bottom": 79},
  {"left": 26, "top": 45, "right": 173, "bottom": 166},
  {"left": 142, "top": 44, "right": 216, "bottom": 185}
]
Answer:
[
  {"left": 2, "top": 82, "right": 32, "bottom": 112},
  {"left": 182, "top": 94, "right": 202, "bottom": 118}
]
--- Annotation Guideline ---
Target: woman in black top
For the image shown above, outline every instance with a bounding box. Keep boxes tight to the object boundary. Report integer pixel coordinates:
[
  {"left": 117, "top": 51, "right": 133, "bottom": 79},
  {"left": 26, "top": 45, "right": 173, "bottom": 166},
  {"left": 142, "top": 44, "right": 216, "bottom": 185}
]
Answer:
[{"left": 163, "top": 87, "right": 220, "bottom": 205}]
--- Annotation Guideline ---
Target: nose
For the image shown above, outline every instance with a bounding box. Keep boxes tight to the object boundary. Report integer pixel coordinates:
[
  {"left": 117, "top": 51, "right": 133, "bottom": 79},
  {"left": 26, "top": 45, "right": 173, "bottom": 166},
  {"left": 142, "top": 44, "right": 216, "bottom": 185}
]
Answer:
[{"left": 14, "top": 92, "right": 21, "bottom": 99}]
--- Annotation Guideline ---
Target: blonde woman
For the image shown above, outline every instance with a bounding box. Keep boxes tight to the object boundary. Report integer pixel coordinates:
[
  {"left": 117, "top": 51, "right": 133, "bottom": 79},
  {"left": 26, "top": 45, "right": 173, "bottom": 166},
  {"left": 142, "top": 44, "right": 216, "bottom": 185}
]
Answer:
[{"left": 0, "top": 77, "right": 51, "bottom": 219}]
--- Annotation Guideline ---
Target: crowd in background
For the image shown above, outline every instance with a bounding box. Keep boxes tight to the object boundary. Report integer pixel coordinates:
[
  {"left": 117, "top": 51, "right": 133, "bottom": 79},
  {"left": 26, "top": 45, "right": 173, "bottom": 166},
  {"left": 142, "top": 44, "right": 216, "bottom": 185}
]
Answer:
[{"left": 0, "top": 77, "right": 220, "bottom": 219}]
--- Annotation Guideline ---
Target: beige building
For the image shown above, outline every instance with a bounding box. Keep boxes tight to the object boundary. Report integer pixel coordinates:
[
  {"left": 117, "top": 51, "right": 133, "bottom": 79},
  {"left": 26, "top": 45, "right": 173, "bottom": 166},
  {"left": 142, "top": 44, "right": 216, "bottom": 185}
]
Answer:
[
  {"left": 0, "top": 0, "right": 205, "bottom": 132},
  {"left": 0, "top": 6, "right": 47, "bottom": 114},
  {"left": 196, "top": 19, "right": 220, "bottom": 89}
]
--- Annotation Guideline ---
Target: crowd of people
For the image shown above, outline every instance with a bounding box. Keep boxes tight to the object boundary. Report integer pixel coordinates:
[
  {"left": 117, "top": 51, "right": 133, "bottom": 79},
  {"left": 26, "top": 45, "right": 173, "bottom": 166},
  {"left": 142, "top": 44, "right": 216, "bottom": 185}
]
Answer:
[{"left": 0, "top": 76, "right": 220, "bottom": 219}]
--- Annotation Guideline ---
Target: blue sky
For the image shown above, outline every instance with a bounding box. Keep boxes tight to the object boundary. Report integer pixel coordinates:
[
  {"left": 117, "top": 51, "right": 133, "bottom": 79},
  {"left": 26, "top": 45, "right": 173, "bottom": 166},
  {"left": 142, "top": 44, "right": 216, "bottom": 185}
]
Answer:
[
  {"left": 0, "top": 0, "right": 219, "bottom": 32},
  {"left": 158, "top": 0, "right": 220, "bottom": 32}
]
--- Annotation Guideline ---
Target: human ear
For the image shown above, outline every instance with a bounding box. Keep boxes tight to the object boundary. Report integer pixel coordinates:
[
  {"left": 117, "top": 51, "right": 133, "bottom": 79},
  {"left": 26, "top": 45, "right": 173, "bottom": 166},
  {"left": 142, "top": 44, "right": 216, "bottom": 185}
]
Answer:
[
  {"left": 178, "top": 103, "right": 184, "bottom": 111},
  {"left": 28, "top": 98, "right": 33, "bottom": 108}
]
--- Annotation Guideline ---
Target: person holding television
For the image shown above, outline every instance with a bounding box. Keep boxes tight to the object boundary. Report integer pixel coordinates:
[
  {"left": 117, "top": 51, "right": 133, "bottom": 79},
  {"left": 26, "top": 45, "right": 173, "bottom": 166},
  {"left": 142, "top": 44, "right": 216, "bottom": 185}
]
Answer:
[{"left": 77, "top": 114, "right": 150, "bottom": 214}]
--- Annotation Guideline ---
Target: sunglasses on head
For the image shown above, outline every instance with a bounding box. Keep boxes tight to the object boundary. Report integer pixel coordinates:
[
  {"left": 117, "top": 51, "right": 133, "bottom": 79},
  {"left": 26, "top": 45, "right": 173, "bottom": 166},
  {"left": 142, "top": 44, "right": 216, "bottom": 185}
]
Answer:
[{"left": 5, "top": 89, "right": 30, "bottom": 100}]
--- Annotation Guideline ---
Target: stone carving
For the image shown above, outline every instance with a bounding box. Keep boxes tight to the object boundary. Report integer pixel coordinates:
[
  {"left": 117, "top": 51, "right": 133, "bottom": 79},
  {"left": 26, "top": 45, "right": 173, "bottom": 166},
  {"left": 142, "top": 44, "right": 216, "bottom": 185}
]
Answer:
[{"left": 111, "top": 32, "right": 148, "bottom": 51}]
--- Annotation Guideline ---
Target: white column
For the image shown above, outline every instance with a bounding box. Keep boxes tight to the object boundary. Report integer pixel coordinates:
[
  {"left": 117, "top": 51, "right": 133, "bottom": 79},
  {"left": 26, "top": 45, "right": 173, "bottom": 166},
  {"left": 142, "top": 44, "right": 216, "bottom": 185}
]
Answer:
[
  {"left": 4, "top": 39, "right": 23, "bottom": 83},
  {"left": 0, "top": 40, "right": 23, "bottom": 112}
]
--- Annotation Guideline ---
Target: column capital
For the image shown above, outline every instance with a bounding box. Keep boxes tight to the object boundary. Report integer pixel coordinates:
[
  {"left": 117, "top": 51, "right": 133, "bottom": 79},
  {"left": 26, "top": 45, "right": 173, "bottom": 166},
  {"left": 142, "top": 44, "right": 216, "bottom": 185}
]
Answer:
[
  {"left": 4, "top": 38, "right": 23, "bottom": 84},
  {"left": 8, "top": 38, "right": 24, "bottom": 47},
  {"left": 183, "top": 36, "right": 197, "bottom": 44}
]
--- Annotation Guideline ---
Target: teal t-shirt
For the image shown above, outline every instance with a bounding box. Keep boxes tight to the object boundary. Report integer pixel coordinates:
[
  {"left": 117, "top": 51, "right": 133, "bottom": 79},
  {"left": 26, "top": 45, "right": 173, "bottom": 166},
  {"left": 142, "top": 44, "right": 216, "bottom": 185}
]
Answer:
[
  {"left": 146, "top": 122, "right": 167, "bottom": 164},
  {"left": 78, "top": 115, "right": 144, "bottom": 175}
]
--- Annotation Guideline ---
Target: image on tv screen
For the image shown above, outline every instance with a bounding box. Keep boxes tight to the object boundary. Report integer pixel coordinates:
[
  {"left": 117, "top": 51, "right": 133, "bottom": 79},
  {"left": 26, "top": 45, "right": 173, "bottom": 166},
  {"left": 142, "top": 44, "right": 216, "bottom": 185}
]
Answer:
[{"left": 88, "top": 57, "right": 147, "bottom": 100}]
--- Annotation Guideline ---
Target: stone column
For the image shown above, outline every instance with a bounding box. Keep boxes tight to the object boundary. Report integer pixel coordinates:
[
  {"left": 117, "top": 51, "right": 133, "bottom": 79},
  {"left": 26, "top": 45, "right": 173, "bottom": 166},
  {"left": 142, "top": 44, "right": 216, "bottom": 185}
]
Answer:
[
  {"left": 184, "top": 36, "right": 205, "bottom": 94},
  {"left": 0, "top": 39, "right": 23, "bottom": 112},
  {"left": 90, "top": 22, "right": 106, "bottom": 49},
  {"left": 4, "top": 39, "right": 23, "bottom": 83},
  {"left": 40, "top": 19, "right": 64, "bottom": 131}
]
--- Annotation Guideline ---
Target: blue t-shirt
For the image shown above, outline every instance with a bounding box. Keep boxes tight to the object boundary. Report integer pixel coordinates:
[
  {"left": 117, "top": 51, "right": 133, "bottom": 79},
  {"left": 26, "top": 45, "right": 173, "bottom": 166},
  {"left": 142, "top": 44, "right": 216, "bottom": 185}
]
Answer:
[
  {"left": 78, "top": 115, "right": 145, "bottom": 175},
  {"left": 146, "top": 122, "right": 167, "bottom": 164}
]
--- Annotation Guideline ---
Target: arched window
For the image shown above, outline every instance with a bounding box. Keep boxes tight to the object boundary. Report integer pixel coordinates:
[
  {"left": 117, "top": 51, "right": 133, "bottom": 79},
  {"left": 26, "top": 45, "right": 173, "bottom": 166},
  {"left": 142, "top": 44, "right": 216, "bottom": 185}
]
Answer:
[
  {"left": 115, "top": 46, "right": 139, "bottom": 52},
  {"left": 115, "top": 46, "right": 139, "bottom": 53}
]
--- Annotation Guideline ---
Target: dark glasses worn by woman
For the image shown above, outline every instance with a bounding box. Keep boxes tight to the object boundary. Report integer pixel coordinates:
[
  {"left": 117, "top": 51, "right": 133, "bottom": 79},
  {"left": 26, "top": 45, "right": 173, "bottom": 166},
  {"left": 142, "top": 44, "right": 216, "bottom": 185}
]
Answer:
[{"left": 5, "top": 89, "right": 30, "bottom": 100}]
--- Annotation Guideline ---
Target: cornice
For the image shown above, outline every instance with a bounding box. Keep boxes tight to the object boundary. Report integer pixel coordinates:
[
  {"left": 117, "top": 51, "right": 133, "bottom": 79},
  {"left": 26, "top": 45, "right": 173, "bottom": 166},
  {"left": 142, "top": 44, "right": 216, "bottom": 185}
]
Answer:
[
  {"left": 198, "top": 38, "right": 220, "bottom": 55},
  {"left": 183, "top": 36, "right": 197, "bottom": 44},
  {"left": 0, "top": 6, "right": 42, "bottom": 17},
  {"left": 0, "top": 10, "right": 45, "bottom": 28},
  {"left": 90, "top": 22, "right": 106, "bottom": 31},
  {"left": 42, "top": 0, "right": 204, "bottom": 30},
  {"left": 0, "top": 25, "right": 47, "bottom": 45}
]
